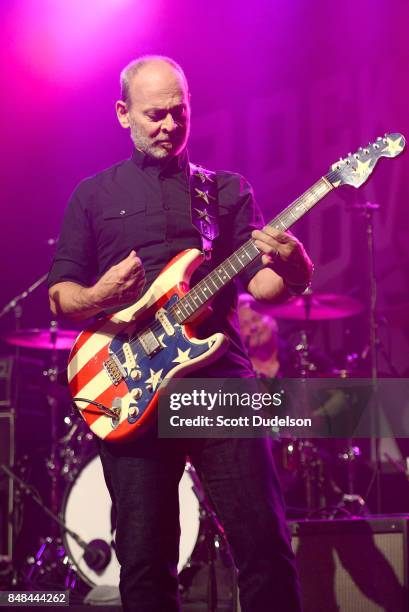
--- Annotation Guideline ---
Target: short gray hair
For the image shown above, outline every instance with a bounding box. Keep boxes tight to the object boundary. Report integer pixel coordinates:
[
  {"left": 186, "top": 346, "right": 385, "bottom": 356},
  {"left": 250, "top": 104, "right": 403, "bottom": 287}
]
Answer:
[{"left": 120, "top": 55, "right": 188, "bottom": 106}]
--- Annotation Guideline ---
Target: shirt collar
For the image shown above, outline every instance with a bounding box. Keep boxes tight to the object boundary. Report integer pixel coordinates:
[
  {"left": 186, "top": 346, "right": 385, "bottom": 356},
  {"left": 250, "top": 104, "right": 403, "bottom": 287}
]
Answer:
[{"left": 131, "top": 147, "right": 190, "bottom": 176}]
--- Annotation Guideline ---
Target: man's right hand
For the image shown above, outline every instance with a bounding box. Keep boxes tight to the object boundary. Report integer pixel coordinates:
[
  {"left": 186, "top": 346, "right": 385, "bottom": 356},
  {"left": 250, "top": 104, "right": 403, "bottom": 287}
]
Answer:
[
  {"left": 49, "top": 250, "right": 146, "bottom": 321},
  {"left": 90, "top": 250, "right": 146, "bottom": 309}
]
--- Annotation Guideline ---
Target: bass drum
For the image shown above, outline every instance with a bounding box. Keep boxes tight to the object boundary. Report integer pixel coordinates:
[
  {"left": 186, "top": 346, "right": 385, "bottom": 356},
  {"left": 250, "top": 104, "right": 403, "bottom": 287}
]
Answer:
[{"left": 62, "top": 455, "right": 201, "bottom": 587}]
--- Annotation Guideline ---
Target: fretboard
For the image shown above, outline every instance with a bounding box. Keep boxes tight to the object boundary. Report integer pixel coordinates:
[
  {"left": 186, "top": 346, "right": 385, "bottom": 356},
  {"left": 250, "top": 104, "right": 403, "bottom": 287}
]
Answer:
[{"left": 171, "top": 176, "right": 333, "bottom": 323}]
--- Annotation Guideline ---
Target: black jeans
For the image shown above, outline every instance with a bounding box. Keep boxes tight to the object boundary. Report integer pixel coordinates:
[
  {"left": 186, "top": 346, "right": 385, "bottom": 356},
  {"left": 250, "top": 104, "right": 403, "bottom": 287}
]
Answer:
[{"left": 99, "top": 435, "right": 302, "bottom": 612}]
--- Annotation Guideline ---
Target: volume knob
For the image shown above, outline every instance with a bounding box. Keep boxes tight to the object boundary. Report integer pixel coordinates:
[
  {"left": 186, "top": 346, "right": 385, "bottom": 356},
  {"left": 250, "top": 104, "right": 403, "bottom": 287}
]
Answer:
[
  {"left": 131, "top": 388, "right": 142, "bottom": 400},
  {"left": 130, "top": 368, "right": 141, "bottom": 380},
  {"left": 128, "top": 405, "right": 139, "bottom": 417}
]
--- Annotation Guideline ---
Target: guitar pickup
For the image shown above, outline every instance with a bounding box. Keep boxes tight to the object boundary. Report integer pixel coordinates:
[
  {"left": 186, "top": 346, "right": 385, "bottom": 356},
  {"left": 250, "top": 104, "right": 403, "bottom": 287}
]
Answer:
[
  {"left": 139, "top": 328, "right": 161, "bottom": 357},
  {"left": 123, "top": 342, "right": 137, "bottom": 371},
  {"left": 156, "top": 308, "right": 175, "bottom": 336}
]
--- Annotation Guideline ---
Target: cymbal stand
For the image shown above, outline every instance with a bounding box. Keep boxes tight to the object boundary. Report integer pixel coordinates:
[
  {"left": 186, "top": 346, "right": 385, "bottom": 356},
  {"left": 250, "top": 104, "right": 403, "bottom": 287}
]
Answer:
[
  {"left": 44, "top": 321, "right": 61, "bottom": 523},
  {"left": 0, "top": 272, "right": 49, "bottom": 568},
  {"left": 361, "top": 202, "right": 383, "bottom": 512},
  {"left": 183, "top": 462, "right": 235, "bottom": 612}
]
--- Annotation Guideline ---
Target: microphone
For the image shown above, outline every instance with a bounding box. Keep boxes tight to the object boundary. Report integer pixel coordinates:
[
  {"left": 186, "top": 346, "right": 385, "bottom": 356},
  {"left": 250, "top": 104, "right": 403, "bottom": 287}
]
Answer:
[{"left": 83, "top": 539, "right": 112, "bottom": 572}]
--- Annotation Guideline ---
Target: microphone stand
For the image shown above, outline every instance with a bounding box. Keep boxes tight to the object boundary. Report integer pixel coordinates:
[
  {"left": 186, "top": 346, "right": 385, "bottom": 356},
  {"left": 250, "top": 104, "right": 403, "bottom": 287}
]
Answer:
[
  {"left": 0, "top": 236, "right": 57, "bottom": 320},
  {"left": 0, "top": 274, "right": 48, "bottom": 321}
]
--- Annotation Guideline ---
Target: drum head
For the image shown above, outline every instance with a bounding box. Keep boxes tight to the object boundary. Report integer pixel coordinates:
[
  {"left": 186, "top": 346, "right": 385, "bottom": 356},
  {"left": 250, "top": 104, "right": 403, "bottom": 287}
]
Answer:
[{"left": 62, "top": 456, "right": 200, "bottom": 587}]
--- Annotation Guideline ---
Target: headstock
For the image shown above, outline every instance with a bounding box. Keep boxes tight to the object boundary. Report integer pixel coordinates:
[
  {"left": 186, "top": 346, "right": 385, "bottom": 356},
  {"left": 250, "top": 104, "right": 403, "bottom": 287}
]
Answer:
[{"left": 327, "top": 133, "right": 405, "bottom": 188}]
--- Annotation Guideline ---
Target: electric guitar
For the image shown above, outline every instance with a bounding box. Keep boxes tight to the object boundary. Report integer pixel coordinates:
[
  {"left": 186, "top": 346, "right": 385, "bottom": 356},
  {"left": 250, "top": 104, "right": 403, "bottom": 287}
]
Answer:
[{"left": 67, "top": 133, "right": 405, "bottom": 442}]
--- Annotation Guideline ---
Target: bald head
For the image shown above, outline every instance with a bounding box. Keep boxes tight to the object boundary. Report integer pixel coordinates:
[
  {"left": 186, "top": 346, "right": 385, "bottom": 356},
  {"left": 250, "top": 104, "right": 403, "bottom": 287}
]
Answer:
[
  {"left": 120, "top": 55, "right": 188, "bottom": 107},
  {"left": 116, "top": 55, "right": 190, "bottom": 160}
]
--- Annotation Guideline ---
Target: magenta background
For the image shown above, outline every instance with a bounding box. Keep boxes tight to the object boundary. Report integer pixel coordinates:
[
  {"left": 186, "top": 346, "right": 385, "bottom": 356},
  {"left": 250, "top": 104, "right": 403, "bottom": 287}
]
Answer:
[{"left": 1, "top": 0, "right": 409, "bottom": 374}]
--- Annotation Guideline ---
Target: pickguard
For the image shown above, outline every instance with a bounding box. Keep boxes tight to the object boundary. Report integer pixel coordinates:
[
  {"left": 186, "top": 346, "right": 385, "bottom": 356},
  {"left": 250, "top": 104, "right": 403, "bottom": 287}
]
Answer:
[{"left": 108, "top": 294, "right": 215, "bottom": 425}]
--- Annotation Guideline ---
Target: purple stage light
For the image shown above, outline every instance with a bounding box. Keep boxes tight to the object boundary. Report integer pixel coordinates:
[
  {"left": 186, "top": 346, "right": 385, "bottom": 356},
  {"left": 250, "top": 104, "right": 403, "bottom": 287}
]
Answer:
[{"left": 8, "top": 0, "right": 156, "bottom": 82}]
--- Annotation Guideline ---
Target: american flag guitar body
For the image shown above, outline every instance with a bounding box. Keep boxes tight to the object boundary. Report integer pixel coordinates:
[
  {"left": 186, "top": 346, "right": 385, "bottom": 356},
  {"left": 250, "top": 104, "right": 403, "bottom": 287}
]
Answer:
[{"left": 67, "top": 134, "right": 405, "bottom": 442}]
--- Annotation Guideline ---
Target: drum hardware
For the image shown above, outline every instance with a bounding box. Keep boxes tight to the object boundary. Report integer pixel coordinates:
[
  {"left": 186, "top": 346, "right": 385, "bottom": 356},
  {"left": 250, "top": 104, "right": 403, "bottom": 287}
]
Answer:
[
  {"left": 62, "top": 457, "right": 201, "bottom": 589},
  {"left": 347, "top": 201, "right": 403, "bottom": 512},
  {"left": 238, "top": 292, "right": 368, "bottom": 519},
  {"left": 0, "top": 555, "right": 13, "bottom": 588},
  {"left": 0, "top": 462, "right": 108, "bottom": 590},
  {"left": 57, "top": 418, "right": 95, "bottom": 484},
  {"left": 179, "top": 463, "right": 235, "bottom": 612},
  {"left": 24, "top": 536, "right": 76, "bottom": 591},
  {"left": 1, "top": 314, "right": 80, "bottom": 509},
  {"left": 292, "top": 329, "right": 319, "bottom": 378},
  {"left": 328, "top": 493, "right": 367, "bottom": 518},
  {"left": 383, "top": 452, "right": 409, "bottom": 481}
]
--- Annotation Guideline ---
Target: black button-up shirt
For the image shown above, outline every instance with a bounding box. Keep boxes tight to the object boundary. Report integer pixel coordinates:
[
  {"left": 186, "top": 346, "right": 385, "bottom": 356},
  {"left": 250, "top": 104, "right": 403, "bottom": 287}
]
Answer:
[{"left": 48, "top": 148, "right": 265, "bottom": 376}]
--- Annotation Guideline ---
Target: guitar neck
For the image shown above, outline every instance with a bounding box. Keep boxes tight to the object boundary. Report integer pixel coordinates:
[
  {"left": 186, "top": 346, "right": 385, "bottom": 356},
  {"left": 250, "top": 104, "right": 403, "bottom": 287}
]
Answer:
[{"left": 172, "top": 176, "right": 334, "bottom": 323}]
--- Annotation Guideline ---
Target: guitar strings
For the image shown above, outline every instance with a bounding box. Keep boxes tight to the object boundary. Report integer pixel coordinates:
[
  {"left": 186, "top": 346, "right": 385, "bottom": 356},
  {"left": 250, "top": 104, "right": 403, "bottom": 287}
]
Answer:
[{"left": 108, "top": 169, "right": 344, "bottom": 363}]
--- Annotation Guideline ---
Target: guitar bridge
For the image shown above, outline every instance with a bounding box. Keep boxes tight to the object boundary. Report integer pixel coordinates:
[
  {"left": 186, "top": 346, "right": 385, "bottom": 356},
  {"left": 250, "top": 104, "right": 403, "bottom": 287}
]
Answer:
[{"left": 103, "top": 356, "right": 123, "bottom": 386}]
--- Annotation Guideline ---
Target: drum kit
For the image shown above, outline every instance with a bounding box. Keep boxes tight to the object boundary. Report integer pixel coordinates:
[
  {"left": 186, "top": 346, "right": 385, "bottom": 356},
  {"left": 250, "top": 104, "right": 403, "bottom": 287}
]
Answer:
[{"left": 238, "top": 289, "right": 372, "bottom": 517}]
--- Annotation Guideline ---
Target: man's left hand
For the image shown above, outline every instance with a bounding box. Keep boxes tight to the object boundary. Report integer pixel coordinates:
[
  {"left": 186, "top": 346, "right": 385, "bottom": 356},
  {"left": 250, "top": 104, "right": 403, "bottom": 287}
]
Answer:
[{"left": 251, "top": 226, "right": 312, "bottom": 286}]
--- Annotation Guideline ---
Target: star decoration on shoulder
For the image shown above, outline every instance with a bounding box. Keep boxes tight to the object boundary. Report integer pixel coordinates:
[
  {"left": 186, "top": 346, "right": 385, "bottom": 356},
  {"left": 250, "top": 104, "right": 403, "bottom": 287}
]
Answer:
[
  {"left": 194, "top": 207, "right": 215, "bottom": 225},
  {"left": 195, "top": 169, "right": 214, "bottom": 184},
  {"left": 194, "top": 188, "right": 215, "bottom": 205}
]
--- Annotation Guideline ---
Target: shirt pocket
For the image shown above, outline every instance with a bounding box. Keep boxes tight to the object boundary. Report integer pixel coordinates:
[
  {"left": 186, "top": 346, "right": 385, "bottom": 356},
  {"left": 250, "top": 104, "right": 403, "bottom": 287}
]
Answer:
[{"left": 100, "top": 202, "right": 147, "bottom": 249}]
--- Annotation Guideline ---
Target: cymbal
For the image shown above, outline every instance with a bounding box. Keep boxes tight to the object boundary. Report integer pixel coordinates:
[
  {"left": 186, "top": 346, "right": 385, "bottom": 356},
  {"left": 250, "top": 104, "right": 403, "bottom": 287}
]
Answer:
[
  {"left": 264, "top": 293, "right": 365, "bottom": 321},
  {"left": 2, "top": 328, "right": 78, "bottom": 350}
]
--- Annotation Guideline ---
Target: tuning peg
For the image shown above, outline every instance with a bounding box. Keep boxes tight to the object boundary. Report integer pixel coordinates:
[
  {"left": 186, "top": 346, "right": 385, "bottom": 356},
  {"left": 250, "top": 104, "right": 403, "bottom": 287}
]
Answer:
[
  {"left": 354, "top": 154, "right": 360, "bottom": 159},
  {"left": 374, "top": 143, "right": 380, "bottom": 150},
  {"left": 364, "top": 149, "right": 370, "bottom": 155},
  {"left": 376, "top": 136, "right": 382, "bottom": 141}
]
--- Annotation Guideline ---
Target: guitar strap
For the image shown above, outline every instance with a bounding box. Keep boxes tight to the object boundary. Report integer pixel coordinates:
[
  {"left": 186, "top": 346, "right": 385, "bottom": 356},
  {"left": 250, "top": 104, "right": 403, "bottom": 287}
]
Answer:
[{"left": 189, "top": 163, "right": 219, "bottom": 261}]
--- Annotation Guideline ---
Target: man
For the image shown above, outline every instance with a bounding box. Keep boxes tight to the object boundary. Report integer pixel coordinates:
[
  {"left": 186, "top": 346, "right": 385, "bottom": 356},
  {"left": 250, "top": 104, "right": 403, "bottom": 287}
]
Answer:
[
  {"left": 48, "top": 56, "right": 312, "bottom": 611},
  {"left": 237, "top": 294, "right": 281, "bottom": 378}
]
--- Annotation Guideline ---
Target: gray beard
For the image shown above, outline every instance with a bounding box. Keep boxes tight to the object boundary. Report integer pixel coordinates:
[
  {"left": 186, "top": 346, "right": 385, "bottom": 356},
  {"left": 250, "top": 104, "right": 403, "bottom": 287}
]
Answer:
[
  {"left": 130, "top": 131, "right": 169, "bottom": 159},
  {"left": 128, "top": 117, "right": 189, "bottom": 160}
]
